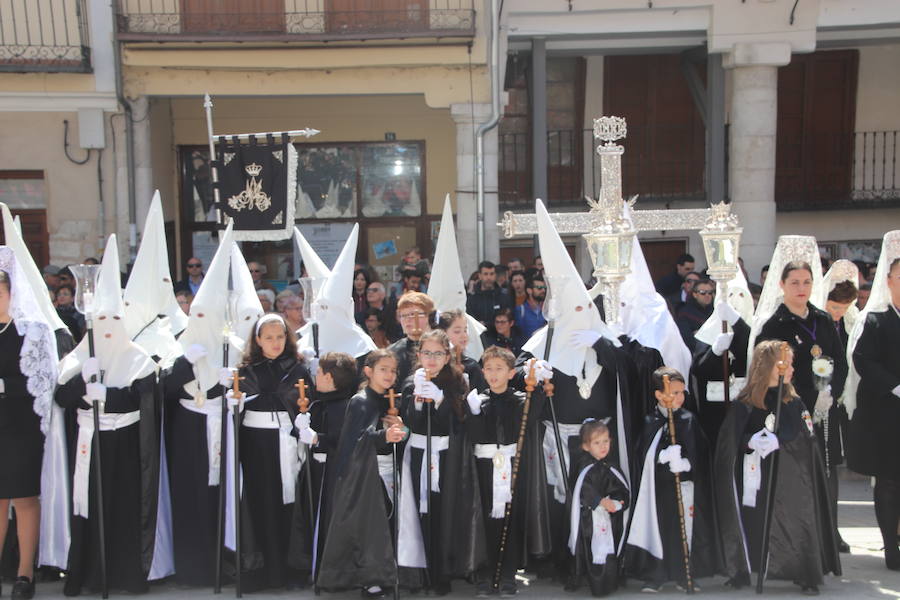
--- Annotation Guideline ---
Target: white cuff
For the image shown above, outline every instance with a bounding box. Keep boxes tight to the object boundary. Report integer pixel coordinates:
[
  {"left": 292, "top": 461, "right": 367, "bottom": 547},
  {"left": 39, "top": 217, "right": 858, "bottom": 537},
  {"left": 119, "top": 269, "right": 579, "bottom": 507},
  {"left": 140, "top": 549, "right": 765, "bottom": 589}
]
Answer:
[{"left": 893, "top": 384, "right": 900, "bottom": 398}]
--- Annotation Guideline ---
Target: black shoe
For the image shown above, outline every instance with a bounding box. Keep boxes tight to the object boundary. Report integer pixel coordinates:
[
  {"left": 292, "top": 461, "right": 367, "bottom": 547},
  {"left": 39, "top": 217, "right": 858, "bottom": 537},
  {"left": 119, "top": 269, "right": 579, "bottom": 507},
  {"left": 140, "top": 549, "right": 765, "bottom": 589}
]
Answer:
[
  {"left": 838, "top": 538, "right": 851, "bottom": 553},
  {"left": 499, "top": 582, "right": 518, "bottom": 597},
  {"left": 428, "top": 582, "right": 451, "bottom": 597},
  {"left": 724, "top": 573, "right": 749, "bottom": 590},
  {"left": 361, "top": 585, "right": 385, "bottom": 598},
  {"left": 801, "top": 585, "right": 819, "bottom": 596},
  {"left": 886, "top": 547, "right": 900, "bottom": 571},
  {"left": 12, "top": 576, "right": 35, "bottom": 600}
]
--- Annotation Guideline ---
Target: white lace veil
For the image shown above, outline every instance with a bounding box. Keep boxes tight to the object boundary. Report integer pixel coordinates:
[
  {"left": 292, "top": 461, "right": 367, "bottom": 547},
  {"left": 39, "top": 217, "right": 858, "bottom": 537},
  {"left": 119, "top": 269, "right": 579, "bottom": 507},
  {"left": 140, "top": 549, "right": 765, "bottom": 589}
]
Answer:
[
  {"left": 844, "top": 230, "right": 900, "bottom": 417},
  {"left": 747, "top": 235, "right": 825, "bottom": 370},
  {"left": 823, "top": 259, "right": 861, "bottom": 335},
  {"left": 0, "top": 246, "right": 58, "bottom": 434}
]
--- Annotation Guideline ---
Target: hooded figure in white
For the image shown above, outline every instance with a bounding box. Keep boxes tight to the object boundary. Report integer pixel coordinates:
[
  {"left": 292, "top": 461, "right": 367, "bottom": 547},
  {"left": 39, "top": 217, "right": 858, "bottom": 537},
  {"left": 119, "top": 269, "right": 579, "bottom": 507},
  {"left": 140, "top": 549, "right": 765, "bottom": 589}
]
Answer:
[
  {"left": 297, "top": 224, "right": 376, "bottom": 359},
  {"left": 55, "top": 235, "right": 174, "bottom": 590},
  {"left": 617, "top": 207, "right": 692, "bottom": 380},
  {"left": 427, "top": 195, "right": 485, "bottom": 360},
  {"left": 124, "top": 191, "right": 187, "bottom": 369},
  {"left": 293, "top": 226, "right": 330, "bottom": 314}
]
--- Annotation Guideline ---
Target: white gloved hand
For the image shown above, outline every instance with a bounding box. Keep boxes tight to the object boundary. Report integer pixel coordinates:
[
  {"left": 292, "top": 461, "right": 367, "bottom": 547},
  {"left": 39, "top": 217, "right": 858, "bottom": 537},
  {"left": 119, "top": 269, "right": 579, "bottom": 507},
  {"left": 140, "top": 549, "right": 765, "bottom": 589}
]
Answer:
[
  {"left": 298, "top": 425, "right": 317, "bottom": 445},
  {"left": 893, "top": 384, "right": 900, "bottom": 399},
  {"left": 748, "top": 429, "right": 779, "bottom": 458},
  {"left": 715, "top": 301, "right": 741, "bottom": 326},
  {"left": 413, "top": 368, "right": 428, "bottom": 387},
  {"left": 81, "top": 357, "right": 100, "bottom": 383},
  {"left": 84, "top": 382, "right": 107, "bottom": 404},
  {"left": 466, "top": 389, "right": 487, "bottom": 415},
  {"left": 570, "top": 329, "right": 601, "bottom": 350},
  {"left": 658, "top": 444, "right": 692, "bottom": 474},
  {"left": 299, "top": 348, "right": 319, "bottom": 380},
  {"left": 712, "top": 332, "right": 734, "bottom": 357},
  {"left": 183, "top": 343, "right": 208, "bottom": 364},
  {"left": 416, "top": 381, "right": 444, "bottom": 406},
  {"left": 814, "top": 385, "right": 834, "bottom": 414},
  {"left": 294, "top": 412, "right": 311, "bottom": 430},
  {"left": 225, "top": 389, "right": 245, "bottom": 414},
  {"left": 525, "top": 358, "right": 553, "bottom": 383},
  {"left": 219, "top": 367, "right": 235, "bottom": 388}
]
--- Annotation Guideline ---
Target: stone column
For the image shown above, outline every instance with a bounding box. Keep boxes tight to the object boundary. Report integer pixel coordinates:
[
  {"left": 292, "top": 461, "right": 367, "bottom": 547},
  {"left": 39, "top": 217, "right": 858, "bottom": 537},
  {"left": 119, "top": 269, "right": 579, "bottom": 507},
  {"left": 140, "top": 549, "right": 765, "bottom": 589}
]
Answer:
[
  {"left": 450, "top": 102, "right": 500, "bottom": 277},
  {"left": 724, "top": 42, "right": 790, "bottom": 277}
]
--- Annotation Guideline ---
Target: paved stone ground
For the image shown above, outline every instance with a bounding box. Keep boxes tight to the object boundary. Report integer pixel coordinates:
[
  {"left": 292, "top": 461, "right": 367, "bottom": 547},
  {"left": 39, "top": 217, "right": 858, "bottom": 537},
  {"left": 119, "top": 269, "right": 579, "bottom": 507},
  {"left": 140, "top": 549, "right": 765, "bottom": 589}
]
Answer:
[{"left": 24, "top": 471, "right": 900, "bottom": 599}]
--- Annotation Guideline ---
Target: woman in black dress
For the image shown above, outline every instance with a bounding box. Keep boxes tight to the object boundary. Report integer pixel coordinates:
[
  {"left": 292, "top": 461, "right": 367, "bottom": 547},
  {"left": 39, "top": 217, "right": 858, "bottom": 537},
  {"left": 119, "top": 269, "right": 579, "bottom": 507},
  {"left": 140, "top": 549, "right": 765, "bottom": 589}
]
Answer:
[{"left": 0, "top": 268, "right": 45, "bottom": 599}]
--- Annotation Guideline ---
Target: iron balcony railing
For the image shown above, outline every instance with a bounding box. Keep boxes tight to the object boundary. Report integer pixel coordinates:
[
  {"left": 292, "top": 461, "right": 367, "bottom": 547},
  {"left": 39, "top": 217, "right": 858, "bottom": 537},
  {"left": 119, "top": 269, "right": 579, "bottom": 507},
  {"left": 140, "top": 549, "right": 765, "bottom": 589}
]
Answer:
[
  {"left": 501, "top": 127, "right": 900, "bottom": 211},
  {"left": 116, "top": 0, "right": 475, "bottom": 42},
  {"left": 0, "top": 0, "right": 91, "bottom": 72}
]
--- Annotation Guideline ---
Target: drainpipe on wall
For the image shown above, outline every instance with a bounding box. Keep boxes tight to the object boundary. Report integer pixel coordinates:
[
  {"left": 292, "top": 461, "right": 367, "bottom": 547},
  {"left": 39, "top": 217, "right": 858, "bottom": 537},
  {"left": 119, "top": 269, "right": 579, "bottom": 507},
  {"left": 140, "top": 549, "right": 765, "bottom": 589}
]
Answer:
[
  {"left": 112, "top": 12, "right": 138, "bottom": 265},
  {"left": 475, "top": 0, "right": 502, "bottom": 262}
]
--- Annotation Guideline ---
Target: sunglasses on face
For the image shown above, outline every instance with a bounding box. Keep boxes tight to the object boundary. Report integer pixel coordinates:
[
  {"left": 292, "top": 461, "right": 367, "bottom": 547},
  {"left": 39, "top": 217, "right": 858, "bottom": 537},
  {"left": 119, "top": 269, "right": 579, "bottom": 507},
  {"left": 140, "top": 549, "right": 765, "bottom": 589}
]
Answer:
[{"left": 187, "top": 263, "right": 201, "bottom": 268}]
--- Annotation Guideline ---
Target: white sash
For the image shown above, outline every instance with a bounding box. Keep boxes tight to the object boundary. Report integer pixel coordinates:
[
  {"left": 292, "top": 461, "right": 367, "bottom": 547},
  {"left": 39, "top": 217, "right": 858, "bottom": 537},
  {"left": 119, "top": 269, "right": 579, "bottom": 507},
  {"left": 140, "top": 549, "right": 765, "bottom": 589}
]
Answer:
[
  {"left": 241, "top": 410, "right": 299, "bottom": 504},
  {"left": 377, "top": 454, "right": 395, "bottom": 501},
  {"left": 473, "top": 443, "right": 518, "bottom": 518},
  {"left": 542, "top": 421, "right": 582, "bottom": 504},
  {"left": 73, "top": 408, "right": 141, "bottom": 518},
  {"left": 407, "top": 432, "right": 450, "bottom": 513},
  {"left": 179, "top": 397, "right": 223, "bottom": 486}
]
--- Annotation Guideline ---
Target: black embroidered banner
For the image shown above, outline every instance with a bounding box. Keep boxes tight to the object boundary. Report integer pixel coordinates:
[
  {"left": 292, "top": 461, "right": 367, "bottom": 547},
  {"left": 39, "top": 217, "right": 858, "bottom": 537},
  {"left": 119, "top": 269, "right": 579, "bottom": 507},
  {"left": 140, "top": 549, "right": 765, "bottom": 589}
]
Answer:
[{"left": 214, "top": 134, "right": 296, "bottom": 241}]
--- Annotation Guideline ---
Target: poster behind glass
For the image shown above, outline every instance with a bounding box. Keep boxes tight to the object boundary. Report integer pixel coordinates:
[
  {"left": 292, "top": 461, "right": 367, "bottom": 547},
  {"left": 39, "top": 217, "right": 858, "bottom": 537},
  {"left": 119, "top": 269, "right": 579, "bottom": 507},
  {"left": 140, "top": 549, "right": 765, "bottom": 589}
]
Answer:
[
  {"left": 295, "top": 146, "right": 358, "bottom": 219},
  {"left": 360, "top": 143, "right": 422, "bottom": 217}
]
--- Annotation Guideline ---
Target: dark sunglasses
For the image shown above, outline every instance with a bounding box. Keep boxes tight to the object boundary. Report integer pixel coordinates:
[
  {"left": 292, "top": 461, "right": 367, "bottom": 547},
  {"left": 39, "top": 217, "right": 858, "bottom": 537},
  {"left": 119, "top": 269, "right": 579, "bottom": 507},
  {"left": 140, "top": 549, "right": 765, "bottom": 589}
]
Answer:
[{"left": 187, "top": 263, "right": 202, "bottom": 268}]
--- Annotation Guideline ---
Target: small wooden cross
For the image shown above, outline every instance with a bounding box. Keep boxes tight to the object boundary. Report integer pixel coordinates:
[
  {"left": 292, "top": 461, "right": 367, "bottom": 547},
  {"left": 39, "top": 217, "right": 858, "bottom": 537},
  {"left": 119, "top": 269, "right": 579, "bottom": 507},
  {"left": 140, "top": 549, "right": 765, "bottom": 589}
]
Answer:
[
  {"left": 295, "top": 379, "right": 309, "bottom": 413},
  {"left": 387, "top": 388, "right": 399, "bottom": 417},
  {"left": 231, "top": 372, "right": 245, "bottom": 396}
]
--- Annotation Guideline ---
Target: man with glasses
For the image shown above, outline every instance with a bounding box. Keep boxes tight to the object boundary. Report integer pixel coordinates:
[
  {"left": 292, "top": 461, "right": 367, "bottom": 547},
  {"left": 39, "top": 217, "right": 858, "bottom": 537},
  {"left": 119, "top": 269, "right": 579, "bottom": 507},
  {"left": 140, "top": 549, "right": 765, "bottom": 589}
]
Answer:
[
  {"left": 666, "top": 271, "right": 702, "bottom": 313},
  {"left": 675, "top": 278, "right": 715, "bottom": 351},
  {"left": 174, "top": 257, "right": 205, "bottom": 295},
  {"left": 386, "top": 291, "right": 434, "bottom": 383},
  {"left": 247, "top": 261, "right": 276, "bottom": 293},
  {"left": 515, "top": 273, "right": 547, "bottom": 339}
]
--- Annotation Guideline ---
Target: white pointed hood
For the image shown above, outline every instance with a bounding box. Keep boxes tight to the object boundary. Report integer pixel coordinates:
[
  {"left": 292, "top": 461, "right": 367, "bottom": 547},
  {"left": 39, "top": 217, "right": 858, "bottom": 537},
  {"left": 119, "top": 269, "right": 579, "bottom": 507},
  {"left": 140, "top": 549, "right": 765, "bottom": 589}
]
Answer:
[
  {"left": 845, "top": 230, "right": 900, "bottom": 417},
  {"left": 1, "top": 203, "right": 68, "bottom": 332},
  {"left": 293, "top": 226, "right": 330, "bottom": 304},
  {"left": 230, "top": 239, "right": 265, "bottom": 344},
  {"left": 618, "top": 207, "right": 692, "bottom": 379},
  {"left": 427, "top": 195, "right": 485, "bottom": 359},
  {"left": 123, "top": 191, "right": 186, "bottom": 367},
  {"left": 694, "top": 266, "right": 754, "bottom": 347},
  {"left": 297, "top": 224, "right": 376, "bottom": 358},
  {"left": 748, "top": 235, "right": 825, "bottom": 368},
  {"left": 178, "top": 222, "right": 260, "bottom": 393},
  {"left": 59, "top": 235, "right": 156, "bottom": 387},
  {"left": 523, "top": 200, "right": 619, "bottom": 391}
]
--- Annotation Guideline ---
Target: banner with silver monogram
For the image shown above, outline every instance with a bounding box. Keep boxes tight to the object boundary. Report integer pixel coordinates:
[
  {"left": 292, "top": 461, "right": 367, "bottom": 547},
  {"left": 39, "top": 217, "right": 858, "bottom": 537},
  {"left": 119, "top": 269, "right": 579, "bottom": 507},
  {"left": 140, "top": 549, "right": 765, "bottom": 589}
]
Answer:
[{"left": 214, "top": 134, "right": 297, "bottom": 241}]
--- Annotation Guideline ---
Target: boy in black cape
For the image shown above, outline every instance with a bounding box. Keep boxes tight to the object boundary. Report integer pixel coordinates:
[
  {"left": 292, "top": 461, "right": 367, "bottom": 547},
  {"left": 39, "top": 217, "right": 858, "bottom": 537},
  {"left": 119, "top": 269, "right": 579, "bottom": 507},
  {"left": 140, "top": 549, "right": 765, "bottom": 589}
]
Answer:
[
  {"left": 290, "top": 352, "right": 358, "bottom": 583},
  {"left": 624, "top": 367, "right": 719, "bottom": 592},
  {"left": 567, "top": 419, "right": 629, "bottom": 597},
  {"left": 465, "top": 346, "right": 532, "bottom": 597},
  {"left": 315, "top": 349, "right": 408, "bottom": 597}
]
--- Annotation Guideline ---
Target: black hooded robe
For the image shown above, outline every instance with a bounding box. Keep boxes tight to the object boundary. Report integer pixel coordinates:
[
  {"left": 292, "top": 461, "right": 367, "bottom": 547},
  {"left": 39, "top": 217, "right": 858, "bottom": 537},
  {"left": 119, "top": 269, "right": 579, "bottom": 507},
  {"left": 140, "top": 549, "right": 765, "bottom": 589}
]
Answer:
[
  {"left": 55, "top": 372, "right": 160, "bottom": 596},
  {"left": 714, "top": 391, "right": 840, "bottom": 588},
  {"left": 315, "top": 387, "right": 397, "bottom": 590},
  {"left": 624, "top": 407, "right": 719, "bottom": 586},
  {"left": 569, "top": 459, "right": 630, "bottom": 597},
  {"left": 234, "top": 355, "right": 310, "bottom": 591}
]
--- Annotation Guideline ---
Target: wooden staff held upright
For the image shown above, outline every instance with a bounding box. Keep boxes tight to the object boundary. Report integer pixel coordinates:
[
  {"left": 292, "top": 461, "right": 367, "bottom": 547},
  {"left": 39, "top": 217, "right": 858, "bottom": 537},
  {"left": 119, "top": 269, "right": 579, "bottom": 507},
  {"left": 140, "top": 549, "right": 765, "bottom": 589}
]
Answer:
[
  {"left": 295, "top": 378, "right": 315, "bottom": 566},
  {"left": 663, "top": 374, "right": 694, "bottom": 594},
  {"left": 387, "top": 389, "right": 401, "bottom": 600}
]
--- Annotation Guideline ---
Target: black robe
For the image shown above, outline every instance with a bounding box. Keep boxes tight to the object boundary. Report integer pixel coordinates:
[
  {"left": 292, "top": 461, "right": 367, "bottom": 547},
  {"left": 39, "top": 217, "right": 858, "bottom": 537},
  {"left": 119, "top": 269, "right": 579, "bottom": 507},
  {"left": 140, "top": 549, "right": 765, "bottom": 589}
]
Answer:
[
  {"left": 315, "top": 387, "right": 397, "bottom": 590},
  {"left": 387, "top": 337, "right": 418, "bottom": 385},
  {"left": 756, "top": 303, "right": 848, "bottom": 468},
  {"left": 400, "top": 374, "right": 487, "bottom": 586},
  {"left": 714, "top": 390, "right": 840, "bottom": 587},
  {"left": 466, "top": 387, "right": 530, "bottom": 583},
  {"left": 161, "top": 355, "right": 223, "bottom": 586},
  {"left": 570, "top": 459, "right": 629, "bottom": 597},
  {"left": 234, "top": 354, "right": 310, "bottom": 591},
  {"left": 517, "top": 336, "right": 634, "bottom": 568},
  {"left": 848, "top": 308, "right": 900, "bottom": 479},
  {"left": 690, "top": 317, "right": 751, "bottom": 446},
  {"left": 55, "top": 372, "right": 159, "bottom": 596},
  {"left": 624, "top": 407, "right": 719, "bottom": 585}
]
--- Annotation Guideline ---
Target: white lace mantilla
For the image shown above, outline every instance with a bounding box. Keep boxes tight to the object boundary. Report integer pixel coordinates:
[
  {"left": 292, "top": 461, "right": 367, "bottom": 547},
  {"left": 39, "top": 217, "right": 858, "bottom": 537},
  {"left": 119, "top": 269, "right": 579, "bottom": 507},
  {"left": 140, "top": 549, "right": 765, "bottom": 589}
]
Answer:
[{"left": 0, "top": 247, "right": 59, "bottom": 433}]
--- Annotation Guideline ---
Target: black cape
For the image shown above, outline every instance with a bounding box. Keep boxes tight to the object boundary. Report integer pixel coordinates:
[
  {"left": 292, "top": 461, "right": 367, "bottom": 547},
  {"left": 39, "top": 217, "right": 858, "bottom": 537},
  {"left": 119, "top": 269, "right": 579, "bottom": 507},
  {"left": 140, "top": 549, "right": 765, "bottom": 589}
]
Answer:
[
  {"left": 623, "top": 407, "right": 719, "bottom": 584},
  {"left": 316, "top": 388, "right": 397, "bottom": 589},
  {"left": 714, "top": 392, "right": 840, "bottom": 587}
]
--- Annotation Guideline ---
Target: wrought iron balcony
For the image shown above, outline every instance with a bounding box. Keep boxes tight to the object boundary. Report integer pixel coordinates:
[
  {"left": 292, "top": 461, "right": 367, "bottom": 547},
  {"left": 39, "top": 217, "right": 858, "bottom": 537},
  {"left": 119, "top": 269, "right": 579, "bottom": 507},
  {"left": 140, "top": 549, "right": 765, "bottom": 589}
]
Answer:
[
  {"left": 116, "top": 0, "right": 475, "bottom": 42},
  {"left": 0, "top": 0, "right": 91, "bottom": 72}
]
